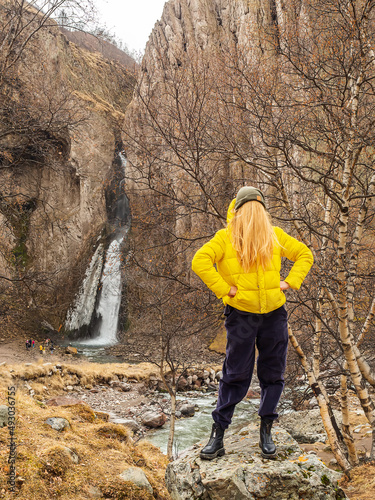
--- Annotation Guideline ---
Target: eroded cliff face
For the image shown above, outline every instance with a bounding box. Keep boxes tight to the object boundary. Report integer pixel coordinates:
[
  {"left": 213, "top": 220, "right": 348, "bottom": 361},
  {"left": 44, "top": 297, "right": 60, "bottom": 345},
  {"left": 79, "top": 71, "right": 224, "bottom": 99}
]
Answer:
[
  {"left": 122, "top": 0, "right": 282, "bottom": 337},
  {"left": 145, "top": 0, "right": 273, "bottom": 63},
  {"left": 0, "top": 4, "right": 135, "bottom": 333},
  {"left": 125, "top": 0, "right": 277, "bottom": 194}
]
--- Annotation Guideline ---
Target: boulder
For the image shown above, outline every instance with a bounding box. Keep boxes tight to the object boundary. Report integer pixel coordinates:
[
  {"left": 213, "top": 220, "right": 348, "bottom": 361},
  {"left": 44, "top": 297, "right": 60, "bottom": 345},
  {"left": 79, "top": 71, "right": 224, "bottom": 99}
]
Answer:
[
  {"left": 180, "top": 404, "right": 195, "bottom": 417},
  {"left": 45, "top": 417, "right": 70, "bottom": 431},
  {"left": 141, "top": 410, "right": 167, "bottom": 428},
  {"left": 65, "top": 346, "right": 78, "bottom": 355},
  {"left": 87, "top": 485, "right": 103, "bottom": 498},
  {"left": 165, "top": 423, "right": 347, "bottom": 500},
  {"left": 207, "top": 383, "right": 218, "bottom": 391},
  {"left": 0, "top": 405, "right": 9, "bottom": 427},
  {"left": 279, "top": 409, "right": 342, "bottom": 444},
  {"left": 111, "top": 381, "right": 132, "bottom": 392},
  {"left": 119, "top": 467, "right": 153, "bottom": 494},
  {"left": 177, "top": 377, "right": 189, "bottom": 391}
]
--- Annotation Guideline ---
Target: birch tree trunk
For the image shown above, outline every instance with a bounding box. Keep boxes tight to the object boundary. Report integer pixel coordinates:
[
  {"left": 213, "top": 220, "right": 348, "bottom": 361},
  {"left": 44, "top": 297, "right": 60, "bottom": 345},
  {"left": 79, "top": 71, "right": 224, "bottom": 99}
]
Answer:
[
  {"left": 340, "top": 361, "right": 358, "bottom": 466},
  {"left": 288, "top": 325, "right": 351, "bottom": 470},
  {"left": 167, "top": 385, "right": 177, "bottom": 460}
]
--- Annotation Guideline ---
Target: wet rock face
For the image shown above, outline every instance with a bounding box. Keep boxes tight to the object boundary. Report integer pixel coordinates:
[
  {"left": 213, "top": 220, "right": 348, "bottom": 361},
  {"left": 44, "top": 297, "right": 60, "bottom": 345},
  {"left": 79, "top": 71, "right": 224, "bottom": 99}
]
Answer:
[{"left": 165, "top": 423, "right": 347, "bottom": 499}]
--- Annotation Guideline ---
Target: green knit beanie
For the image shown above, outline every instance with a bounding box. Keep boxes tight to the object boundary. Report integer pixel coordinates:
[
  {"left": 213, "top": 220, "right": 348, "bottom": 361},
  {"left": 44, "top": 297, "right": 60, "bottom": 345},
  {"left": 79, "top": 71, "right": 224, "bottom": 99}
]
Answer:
[{"left": 234, "top": 186, "right": 266, "bottom": 210}]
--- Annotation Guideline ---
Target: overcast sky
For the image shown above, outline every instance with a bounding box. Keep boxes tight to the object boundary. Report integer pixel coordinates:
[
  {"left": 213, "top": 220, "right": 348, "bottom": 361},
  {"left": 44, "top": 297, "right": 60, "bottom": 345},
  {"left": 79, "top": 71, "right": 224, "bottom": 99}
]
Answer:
[{"left": 94, "top": 0, "right": 167, "bottom": 54}]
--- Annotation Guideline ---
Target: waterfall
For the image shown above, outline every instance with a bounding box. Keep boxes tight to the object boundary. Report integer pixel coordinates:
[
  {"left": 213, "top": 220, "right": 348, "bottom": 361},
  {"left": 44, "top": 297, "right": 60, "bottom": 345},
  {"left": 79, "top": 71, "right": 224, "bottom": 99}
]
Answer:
[
  {"left": 64, "top": 153, "right": 130, "bottom": 346},
  {"left": 83, "top": 234, "right": 126, "bottom": 346},
  {"left": 64, "top": 244, "right": 104, "bottom": 332}
]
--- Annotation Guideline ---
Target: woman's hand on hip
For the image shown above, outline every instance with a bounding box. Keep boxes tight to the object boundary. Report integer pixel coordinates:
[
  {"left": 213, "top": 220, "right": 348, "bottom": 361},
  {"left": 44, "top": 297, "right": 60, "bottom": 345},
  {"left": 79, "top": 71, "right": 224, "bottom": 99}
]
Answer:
[
  {"left": 228, "top": 286, "right": 238, "bottom": 297},
  {"left": 280, "top": 281, "right": 290, "bottom": 291}
]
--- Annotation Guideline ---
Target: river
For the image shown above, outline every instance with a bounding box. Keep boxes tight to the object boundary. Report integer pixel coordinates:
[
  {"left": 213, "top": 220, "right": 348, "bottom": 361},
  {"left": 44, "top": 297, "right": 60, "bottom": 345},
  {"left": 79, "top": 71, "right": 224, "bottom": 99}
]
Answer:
[{"left": 146, "top": 393, "right": 260, "bottom": 456}]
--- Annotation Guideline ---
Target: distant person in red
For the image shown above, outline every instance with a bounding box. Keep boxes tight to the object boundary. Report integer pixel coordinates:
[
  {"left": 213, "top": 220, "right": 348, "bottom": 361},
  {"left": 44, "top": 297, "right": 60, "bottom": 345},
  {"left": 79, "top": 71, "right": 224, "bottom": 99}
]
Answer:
[{"left": 32, "top": 339, "right": 35, "bottom": 348}]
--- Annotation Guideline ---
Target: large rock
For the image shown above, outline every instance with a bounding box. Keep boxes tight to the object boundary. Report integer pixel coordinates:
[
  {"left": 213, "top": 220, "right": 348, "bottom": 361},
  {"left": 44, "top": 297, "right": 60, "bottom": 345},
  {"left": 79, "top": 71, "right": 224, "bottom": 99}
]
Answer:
[
  {"left": 65, "top": 346, "right": 78, "bottom": 355},
  {"left": 165, "top": 423, "right": 347, "bottom": 500},
  {"left": 180, "top": 404, "right": 196, "bottom": 417},
  {"left": 141, "top": 410, "right": 167, "bottom": 428},
  {"left": 0, "top": 7, "right": 136, "bottom": 332},
  {"left": 279, "top": 409, "right": 342, "bottom": 444},
  {"left": 45, "top": 417, "right": 71, "bottom": 431},
  {"left": 119, "top": 467, "right": 153, "bottom": 494},
  {"left": 110, "top": 381, "right": 132, "bottom": 392}
]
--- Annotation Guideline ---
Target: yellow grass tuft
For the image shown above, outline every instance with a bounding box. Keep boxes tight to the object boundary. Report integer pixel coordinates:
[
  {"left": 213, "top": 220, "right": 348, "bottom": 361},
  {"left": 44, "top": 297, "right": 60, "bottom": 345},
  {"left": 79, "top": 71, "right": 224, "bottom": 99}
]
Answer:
[
  {"left": 340, "top": 463, "right": 375, "bottom": 500},
  {"left": 95, "top": 422, "right": 131, "bottom": 443},
  {"left": 40, "top": 445, "right": 76, "bottom": 477}
]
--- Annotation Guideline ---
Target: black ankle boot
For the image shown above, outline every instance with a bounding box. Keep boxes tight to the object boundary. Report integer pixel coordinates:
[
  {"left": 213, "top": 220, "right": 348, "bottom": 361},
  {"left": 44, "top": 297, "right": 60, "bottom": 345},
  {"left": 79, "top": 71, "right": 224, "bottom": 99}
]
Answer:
[
  {"left": 259, "top": 418, "right": 276, "bottom": 458},
  {"left": 200, "top": 422, "right": 225, "bottom": 460}
]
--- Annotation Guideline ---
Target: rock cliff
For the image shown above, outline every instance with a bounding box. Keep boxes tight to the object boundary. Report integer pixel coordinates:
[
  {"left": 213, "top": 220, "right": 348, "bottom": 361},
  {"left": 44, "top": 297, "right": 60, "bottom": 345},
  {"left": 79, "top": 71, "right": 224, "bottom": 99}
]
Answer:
[
  {"left": 145, "top": 0, "right": 274, "bottom": 61},
  {"left": 123, "top": 0, "right": 279, "bottom": 335},
  {"left": 0, "top": 2, "right": 135, "bottom": 333}
]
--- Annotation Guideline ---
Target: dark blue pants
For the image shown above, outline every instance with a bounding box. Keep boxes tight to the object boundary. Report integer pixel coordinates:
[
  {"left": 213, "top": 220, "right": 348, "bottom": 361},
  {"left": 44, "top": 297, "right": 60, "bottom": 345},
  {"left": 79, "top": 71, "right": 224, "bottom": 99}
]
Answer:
[{"left": 212, "top": 304, "right": 289, "bottom": 429}]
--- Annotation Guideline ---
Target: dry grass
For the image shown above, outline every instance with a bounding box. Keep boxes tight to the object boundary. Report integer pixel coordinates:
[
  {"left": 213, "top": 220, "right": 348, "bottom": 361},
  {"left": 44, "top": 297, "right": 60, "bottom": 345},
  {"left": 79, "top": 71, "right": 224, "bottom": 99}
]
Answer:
[
  {"left": 0, "top": 360, "right": 161, "bottom": 397},
  {"left": 0, "top": 381, "right": 171, "bottom": 499},
  {"left": 340, "top": 463, "right": 375, "bottom": 500},
  {"left": 0, "top": 359, "right": 225, "bottom": 498}
]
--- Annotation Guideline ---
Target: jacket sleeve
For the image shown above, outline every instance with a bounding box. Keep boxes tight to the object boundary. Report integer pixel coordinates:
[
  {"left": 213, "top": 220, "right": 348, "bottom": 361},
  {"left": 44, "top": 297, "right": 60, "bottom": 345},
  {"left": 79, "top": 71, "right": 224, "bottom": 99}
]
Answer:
[
  {"left": 191, "top": 229, "right": 231, "bottom": 299},
  {"left": 275, "top": 227, "right": 314, "bottom": 290}
]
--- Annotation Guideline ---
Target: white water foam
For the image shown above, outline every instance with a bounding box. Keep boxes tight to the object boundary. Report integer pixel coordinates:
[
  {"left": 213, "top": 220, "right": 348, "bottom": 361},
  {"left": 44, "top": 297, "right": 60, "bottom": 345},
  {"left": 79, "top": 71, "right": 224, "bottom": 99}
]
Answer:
[
  {"left": 83, "top": 236, "right": 124, "bottom": 346},
  {"left": 65, "top": 244, "right": 104, "bottom": 331}
]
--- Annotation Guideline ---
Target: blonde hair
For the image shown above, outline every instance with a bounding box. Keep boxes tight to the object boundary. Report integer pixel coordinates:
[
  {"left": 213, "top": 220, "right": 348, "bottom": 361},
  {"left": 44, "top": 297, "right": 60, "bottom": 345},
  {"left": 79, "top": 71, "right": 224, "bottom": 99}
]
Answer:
[{"left": 228, "top": 201, "right": 276, "bottom": 271}]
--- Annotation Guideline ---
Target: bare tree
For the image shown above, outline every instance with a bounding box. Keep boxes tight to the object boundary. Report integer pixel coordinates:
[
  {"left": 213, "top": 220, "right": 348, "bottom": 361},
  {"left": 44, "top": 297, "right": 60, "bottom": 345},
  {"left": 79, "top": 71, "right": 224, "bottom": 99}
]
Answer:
[
  {"left": 124, "top": 227, "right": 218, "bottom": 459},
  {"left": 211, "top": 0, "right": 375, "bottom": 469},
  {"left": 124, "top": 0, "right": 375, "bottom": 469}
]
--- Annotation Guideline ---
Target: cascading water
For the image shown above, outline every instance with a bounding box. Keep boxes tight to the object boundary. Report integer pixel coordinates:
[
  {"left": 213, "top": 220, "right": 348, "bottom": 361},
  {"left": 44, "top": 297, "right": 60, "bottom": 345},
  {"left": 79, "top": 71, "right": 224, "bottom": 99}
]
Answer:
[
  {"left": 64, "top": 153, "right": 130, "bottom": 352},
  {"left": 64, "top": 243, "right": 104, "bottom": 333},
  {"left": 83, "top": 233, "right": 126, "bottom": 346}
]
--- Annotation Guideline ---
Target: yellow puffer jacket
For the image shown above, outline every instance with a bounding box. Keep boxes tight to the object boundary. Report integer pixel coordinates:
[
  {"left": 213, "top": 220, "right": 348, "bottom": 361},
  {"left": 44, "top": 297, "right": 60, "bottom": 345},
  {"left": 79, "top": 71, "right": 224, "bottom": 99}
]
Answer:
[{"left": 192, "top": 199, "right": 313, "bottom": 314}]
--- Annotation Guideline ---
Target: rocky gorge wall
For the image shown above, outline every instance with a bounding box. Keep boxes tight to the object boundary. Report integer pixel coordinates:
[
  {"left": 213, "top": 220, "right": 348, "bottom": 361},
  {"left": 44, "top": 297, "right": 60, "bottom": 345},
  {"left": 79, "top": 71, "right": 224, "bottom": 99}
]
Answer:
[
  {"left": 123, "top": 0, "right": 280, "bottom": 334},
  {"left": 0, "top": 2, "right": 136, "bottom": 333}
]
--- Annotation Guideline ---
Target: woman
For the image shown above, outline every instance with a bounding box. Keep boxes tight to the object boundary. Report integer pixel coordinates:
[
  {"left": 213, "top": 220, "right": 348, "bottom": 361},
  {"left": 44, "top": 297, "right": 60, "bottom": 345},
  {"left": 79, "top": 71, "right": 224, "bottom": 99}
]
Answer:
[{"left": 192, "top": 186, "right": 313, "bottom": 460}]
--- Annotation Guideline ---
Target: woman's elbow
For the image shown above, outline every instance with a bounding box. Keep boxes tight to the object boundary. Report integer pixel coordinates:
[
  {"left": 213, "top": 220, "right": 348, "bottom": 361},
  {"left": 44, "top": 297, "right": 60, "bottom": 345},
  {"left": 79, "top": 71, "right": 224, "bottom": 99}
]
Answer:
[{"left": 191, "top": 253, "right": 199, "bottom": 274}]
